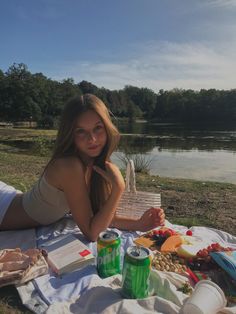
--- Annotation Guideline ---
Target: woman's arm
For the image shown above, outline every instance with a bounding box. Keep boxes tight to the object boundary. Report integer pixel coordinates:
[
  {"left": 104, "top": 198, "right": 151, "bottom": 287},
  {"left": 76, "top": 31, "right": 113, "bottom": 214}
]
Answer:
[
  {"left": 60, "top": 159, "right": 125, "bottom": 242},
  {"left": 110, "top": 207, "right": 165, "bottom": 232}
]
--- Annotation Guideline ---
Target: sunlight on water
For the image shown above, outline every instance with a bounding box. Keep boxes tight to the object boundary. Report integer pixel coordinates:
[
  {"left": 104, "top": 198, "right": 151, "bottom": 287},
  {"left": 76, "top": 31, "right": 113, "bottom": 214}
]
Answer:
[
  {"left": 112, "top": 149, "right": 236, "bottom": 184},
  {"left": 151, "top": 149, "right": 236, "bottom": 184}
]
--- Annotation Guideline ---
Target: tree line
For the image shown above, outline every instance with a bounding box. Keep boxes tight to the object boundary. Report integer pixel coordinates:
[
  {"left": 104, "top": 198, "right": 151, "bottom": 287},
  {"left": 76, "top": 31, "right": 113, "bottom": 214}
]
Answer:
[{"left": 0, "top": 63, "right": 236, "bottom": 128}]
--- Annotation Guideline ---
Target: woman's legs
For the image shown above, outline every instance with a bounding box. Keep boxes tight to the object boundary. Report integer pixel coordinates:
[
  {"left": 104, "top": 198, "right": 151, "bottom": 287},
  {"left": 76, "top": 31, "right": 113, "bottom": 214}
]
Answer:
[
  {"left": 0, "top": 181, "right": 18, "bottom": 225},
  {"left": 1, "top": 193, "right": 40, "bottom": 230}
]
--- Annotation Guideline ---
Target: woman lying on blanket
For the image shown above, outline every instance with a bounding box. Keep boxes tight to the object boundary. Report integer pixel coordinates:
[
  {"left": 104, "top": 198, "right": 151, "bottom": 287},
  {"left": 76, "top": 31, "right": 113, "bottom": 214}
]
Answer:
[{"left": 0, "top": 94, "right": 165, "bottom": 241}]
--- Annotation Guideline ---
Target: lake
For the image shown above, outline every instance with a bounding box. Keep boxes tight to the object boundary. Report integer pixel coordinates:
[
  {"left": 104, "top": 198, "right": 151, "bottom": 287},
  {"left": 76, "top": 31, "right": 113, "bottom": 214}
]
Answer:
[{"left": 111, "top": 121, "right": 236, "bottom": 184}]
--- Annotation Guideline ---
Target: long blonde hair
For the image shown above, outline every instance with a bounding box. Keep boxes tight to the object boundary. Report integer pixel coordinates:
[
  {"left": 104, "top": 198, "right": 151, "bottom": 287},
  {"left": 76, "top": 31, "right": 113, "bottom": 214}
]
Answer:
[{"left": 49, "top": 93, "right": 120, "bottom": 214}]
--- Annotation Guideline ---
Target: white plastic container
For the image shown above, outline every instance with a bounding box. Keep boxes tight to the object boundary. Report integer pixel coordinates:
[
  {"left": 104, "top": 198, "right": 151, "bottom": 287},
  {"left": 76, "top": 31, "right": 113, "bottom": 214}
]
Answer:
[{"left": 182, "top": 280, "right": 227, "bottom": 314}]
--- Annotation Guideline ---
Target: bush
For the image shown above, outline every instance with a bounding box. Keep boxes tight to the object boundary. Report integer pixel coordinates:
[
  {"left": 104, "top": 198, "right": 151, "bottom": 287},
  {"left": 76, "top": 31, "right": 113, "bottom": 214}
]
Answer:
[
  {"left": 118, "top": 153, "right": 152, "bottom": 174},
  {"left": 37, "top": 115, "right": 55, "bottom": 129},
  {"left": 31, "top": 136, "right": 53, "bottom": 156}
]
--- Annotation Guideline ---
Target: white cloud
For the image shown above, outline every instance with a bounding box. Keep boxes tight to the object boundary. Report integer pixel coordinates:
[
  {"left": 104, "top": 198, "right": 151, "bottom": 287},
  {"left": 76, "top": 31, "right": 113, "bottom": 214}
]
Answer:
[
  {"left": 206, "top": 0, "right": 236, "bottom": 8},
  {"left": 50, "top": 40, "right": 236, "bottom": 92}
]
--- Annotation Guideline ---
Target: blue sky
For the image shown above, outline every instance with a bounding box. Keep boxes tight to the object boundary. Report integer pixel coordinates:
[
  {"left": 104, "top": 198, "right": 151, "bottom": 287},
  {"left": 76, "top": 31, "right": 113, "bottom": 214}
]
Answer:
[{"left": 1, "top": 0, "right": 236, "bottom": 92}]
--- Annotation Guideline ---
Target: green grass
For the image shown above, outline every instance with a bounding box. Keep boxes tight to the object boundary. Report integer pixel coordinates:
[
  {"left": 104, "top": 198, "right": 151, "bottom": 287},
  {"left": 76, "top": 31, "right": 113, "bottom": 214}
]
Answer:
[
  {"left": 169, "top": 216, "right": 215, "bottom": 228},
  {"left": 0, "top": 286, "right": 32, "bottom": 314},
  {"left": 0, "top": 127, "right": 56, "bottom": 141},
  {"left": 0, "top": 151, "right": 48, "bottom": 191}
]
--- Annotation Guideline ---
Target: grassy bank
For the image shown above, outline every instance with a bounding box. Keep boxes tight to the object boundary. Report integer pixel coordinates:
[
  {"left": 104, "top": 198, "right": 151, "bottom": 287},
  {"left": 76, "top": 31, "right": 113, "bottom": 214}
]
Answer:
[
  {"left": 0, "top": 128, "right": 236, "bottom": 313},
  {"left": 136, "top": 172, "right": 236, "bottom": 235}
]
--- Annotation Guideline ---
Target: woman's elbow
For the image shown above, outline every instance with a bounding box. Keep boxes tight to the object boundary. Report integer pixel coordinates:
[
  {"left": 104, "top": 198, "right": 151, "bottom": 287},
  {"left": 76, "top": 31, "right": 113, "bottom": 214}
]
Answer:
[
  {"left": 84, "top": 230, "right": 99, "bottom": 242},
  {"left": 88, "top": 235, "right": 98, "bottom": 242}
]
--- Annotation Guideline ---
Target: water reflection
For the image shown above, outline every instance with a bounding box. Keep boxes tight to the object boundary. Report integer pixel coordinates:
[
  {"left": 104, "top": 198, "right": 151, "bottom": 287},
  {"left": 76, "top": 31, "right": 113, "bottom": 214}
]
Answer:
[
  {"left": 114, "top": 121, "right": 236, "bottom": 184},
  {"left": 117, "top": 121, "right": 236, "bottom": 153}
]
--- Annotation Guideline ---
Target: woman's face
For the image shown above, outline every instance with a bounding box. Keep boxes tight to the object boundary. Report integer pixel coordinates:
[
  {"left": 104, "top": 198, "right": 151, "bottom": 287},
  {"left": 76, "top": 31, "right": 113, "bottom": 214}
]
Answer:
[{"left": 74, "top": 110, "right": 107, "bottom": 160}]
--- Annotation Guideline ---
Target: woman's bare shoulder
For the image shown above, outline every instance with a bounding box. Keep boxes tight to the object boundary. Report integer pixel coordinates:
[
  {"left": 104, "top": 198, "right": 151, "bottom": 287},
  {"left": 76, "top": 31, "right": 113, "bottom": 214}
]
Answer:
[
  {"left": 53, "top": 157, "right": 83, "bottom": 171},
  {"left": 46, "top": 157, "right": 84, "bottom": 184}
]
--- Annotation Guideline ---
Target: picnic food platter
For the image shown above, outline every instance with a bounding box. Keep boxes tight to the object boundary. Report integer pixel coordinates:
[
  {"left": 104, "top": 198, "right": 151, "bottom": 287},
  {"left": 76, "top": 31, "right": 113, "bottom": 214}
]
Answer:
[
  {"left": 135, "top": 227, "right": 233, "bottom": 258},
  {"left": 134, "top": 226, "right": 236, "bottom": 302},
  {"left": 134, "top": 227, "right": 179, "bottom": 250}
]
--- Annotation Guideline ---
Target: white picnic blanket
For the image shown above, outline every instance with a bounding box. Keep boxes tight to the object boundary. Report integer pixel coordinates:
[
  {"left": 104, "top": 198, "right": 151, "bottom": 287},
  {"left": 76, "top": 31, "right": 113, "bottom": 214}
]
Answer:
[{"left": 1, "top": 216, "right": 235, "bottom": 314}]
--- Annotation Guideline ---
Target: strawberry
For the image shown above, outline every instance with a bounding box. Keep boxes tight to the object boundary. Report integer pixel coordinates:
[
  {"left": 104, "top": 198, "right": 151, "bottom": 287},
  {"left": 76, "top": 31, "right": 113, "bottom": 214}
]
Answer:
[
  {"left": 159, "top": 229, "right": 165, "bottom": 236},
  {"left": 164, "top": 230, "right": 172, "bottom": 238},
  {"left": 186, "top": 230, "right": 193, "bottom": 236},
  {"left": 202, "top": 249, "right": 209, "bottom": 257},
  {"left": 207, "top": 245, "right": 212, "bottom": 252},
  {"left": 153, "top": 229, "right": 160, "bottom": 235},
  {"left": 169, "top": 229, "right": 176, "bottom": 235},
  {"left": 213, "top": 243, "right": 221, "bottom": 249}
]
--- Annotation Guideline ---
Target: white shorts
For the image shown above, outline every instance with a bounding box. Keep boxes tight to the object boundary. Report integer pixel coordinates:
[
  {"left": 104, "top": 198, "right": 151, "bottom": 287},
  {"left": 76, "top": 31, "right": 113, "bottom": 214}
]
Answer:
[{"left": 0, "top": 181, "right": 20, "bottom": 224}]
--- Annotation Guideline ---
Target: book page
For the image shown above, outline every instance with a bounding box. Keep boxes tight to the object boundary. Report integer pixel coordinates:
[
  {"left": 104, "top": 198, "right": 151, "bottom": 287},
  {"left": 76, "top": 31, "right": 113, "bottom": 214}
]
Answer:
[{"left": 41, "top": 235, "right": 94, "bottom": 271}]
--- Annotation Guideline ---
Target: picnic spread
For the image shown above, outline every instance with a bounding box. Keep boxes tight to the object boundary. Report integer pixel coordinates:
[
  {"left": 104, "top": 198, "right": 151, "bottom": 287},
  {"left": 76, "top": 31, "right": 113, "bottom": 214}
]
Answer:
[{"left": 0, "top": 215, "right": 236, "bottom": 314}]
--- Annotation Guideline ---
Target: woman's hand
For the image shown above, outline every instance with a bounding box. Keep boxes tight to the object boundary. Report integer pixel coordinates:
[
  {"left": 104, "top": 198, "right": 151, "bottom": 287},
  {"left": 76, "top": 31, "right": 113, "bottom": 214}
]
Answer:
[
  {"left": 138, "top": 207, "right": 165, "bottom": 232},
  {"left": 93, "top": 161, "right": 125, "bottom": 193}
]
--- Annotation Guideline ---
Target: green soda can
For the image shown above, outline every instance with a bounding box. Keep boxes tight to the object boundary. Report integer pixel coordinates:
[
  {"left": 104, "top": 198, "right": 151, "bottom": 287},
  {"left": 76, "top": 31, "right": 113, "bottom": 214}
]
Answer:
[
  {"left": 121, "top": 245, "right": 152, "bottom": 299},
  {"left": 97, "top": 230, "right": 121, "bottom": 278}
]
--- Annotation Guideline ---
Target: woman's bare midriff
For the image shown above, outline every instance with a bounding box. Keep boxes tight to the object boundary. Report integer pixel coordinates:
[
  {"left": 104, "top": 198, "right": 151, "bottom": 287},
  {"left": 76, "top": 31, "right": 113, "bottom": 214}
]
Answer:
[{"left": 0, "top": 193, "right": 40, "bottom": 230}]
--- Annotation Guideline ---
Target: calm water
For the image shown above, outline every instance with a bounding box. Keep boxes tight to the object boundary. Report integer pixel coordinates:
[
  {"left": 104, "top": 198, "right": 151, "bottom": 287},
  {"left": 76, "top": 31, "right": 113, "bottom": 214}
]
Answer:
[{"left": 111, "top": 122, "right": 236, "bottom": 184}]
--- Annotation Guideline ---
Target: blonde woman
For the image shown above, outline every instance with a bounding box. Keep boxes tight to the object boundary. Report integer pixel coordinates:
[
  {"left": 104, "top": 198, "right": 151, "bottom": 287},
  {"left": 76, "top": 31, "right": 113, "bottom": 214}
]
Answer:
[{"left": 0, "top": 94, "right": 165, "bottom": 241}]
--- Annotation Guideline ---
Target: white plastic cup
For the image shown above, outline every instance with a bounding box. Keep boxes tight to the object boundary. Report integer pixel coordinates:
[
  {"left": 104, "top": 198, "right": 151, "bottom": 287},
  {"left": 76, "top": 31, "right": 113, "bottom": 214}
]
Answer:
[{"left": 182, "top": 280, "right": 227, "bottom": 314}]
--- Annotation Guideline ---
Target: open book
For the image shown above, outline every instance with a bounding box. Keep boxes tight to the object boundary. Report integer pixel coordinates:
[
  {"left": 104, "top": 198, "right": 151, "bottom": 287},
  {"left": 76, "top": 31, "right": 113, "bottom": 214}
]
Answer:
[{"left": 40, "top": 234, "right": 95, "bottom": 275}]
